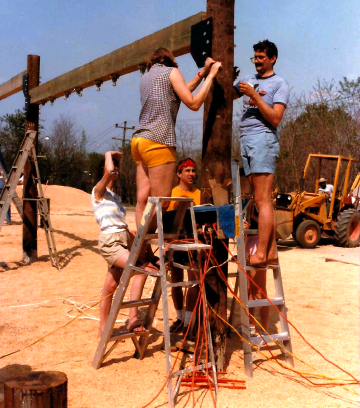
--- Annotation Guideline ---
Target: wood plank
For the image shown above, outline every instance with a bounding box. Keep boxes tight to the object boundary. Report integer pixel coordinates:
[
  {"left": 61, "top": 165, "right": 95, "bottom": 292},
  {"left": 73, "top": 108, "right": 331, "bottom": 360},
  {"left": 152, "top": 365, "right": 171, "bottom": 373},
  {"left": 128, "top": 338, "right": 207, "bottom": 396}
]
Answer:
[
  {"left": 29, "top": 12, "right": 206, "bottom": 104},
  {"left": 0, "top": 71, "right": 26, "bottom": 101}
]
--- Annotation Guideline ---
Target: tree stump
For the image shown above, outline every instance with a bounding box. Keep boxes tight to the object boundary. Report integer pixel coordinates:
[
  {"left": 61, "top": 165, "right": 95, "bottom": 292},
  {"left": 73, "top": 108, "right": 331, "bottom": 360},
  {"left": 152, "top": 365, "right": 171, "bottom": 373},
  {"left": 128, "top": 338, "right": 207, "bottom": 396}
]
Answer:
[{"left": 4, "top": 371, "right": 67, "bottom": 408}]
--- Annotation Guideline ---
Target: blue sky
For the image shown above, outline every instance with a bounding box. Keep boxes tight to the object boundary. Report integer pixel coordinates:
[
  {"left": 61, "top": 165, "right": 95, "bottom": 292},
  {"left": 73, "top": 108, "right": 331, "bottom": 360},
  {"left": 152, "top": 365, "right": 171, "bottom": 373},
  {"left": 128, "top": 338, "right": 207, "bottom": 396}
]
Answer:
[{"left": 1, "top": 0, "right": 359, "bottom": 152}]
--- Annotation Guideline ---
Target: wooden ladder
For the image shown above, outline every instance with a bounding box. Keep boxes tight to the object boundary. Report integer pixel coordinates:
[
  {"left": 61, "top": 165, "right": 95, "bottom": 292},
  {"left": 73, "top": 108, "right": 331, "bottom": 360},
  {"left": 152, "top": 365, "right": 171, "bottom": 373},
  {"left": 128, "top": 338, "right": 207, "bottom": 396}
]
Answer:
[
  {"left": 228, "top": 161, "right": 294, "bottom": 377},
  {"left": 92, "top": 197, "right": 218, "bottom": 407},
  {"left": 0, "top": 130, "right": 60, "bottom": 270}
]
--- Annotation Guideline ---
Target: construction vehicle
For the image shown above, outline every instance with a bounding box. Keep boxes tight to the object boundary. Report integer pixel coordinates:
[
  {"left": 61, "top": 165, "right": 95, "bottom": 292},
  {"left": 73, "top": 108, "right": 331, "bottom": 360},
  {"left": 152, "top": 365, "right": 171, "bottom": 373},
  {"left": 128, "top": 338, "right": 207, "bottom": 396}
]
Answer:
[{"left": 274, "top": 154, "right": 360, "bottom": 248}]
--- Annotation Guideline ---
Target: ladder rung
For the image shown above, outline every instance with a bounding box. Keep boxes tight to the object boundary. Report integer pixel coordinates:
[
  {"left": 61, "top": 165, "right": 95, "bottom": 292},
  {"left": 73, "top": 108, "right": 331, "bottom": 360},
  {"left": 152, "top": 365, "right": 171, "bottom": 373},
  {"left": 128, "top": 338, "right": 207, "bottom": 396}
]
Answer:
[
  {"left": 251, "top": 332, "right": 289, "bottom": 346},
  {"left": 148, "top": 197, "right": 194, "bottom": 203},
  {"left": 248, "top": 297, "right": 284, "bottom": 308},
  {"left": 119, "top": 298, "right": 158, "bottom": 309},
  {"left": 171, "top": 362, "right": 213, "bottom": 378},
  {"left": 171, "top": 262, "right": 199, "bottom": 272},
  {"left": 145, "top": 233, "right": 179, "bottom": 240},
  {"left": 166, "top": 280, "right": 200, "bottom": 288},
  {"left": 110, "top": 330, "right": 149, "bottom": 342},
  {"left": 12, "top": 166, "right": 18, "bottom": 169},
  {"left": 130, "top": 265, "right": 162, "bottom": 277},
  {"left": 244, "top": 229, "right": 258, "bottom": 235},
  {"left": 147, "top": 242, "right": 210, "bottom": 251}
]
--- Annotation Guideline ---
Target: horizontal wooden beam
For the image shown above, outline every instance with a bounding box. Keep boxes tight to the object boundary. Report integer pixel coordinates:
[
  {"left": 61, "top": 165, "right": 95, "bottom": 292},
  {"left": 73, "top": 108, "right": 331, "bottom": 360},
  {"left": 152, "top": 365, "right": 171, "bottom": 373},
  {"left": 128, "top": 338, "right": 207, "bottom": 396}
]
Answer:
[
  {"left": 0, "top": 71, "right": 26, "bottom": 101},
  {"left": 29, "top": 12, "right": 206, "bottom": 105}
]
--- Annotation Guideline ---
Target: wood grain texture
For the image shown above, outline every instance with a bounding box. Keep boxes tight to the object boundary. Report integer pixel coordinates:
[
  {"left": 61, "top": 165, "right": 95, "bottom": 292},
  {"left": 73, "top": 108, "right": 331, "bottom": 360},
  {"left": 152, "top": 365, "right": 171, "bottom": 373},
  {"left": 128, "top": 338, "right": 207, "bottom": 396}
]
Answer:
[
  {"left": 0, "top": 71, "right": 26, "bottom": 101},
  {"left": 4, "top": 371, "right": 67, "bottom": 408},
  {"left": 30, "top": 12, "right": 206, "bottom": 104}
]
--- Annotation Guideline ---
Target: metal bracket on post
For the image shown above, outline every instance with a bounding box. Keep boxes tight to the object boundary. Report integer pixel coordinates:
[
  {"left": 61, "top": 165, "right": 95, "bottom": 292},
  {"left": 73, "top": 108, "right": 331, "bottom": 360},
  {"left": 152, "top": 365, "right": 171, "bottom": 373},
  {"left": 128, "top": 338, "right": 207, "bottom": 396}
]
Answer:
[
  {"left": 22, "top": 74, "right": 31, "bottom": 119},
  {"left": 190, "top": 17, "right": 213, "bottom": 68}
]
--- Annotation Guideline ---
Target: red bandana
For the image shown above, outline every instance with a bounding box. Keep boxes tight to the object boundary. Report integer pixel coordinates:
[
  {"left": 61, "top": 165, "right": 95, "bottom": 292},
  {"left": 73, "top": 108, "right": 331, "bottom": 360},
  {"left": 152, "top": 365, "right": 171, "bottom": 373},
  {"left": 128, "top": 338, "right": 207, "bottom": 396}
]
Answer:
[{"left": 177, "top": 159, "right": 196, "bottom": 173}]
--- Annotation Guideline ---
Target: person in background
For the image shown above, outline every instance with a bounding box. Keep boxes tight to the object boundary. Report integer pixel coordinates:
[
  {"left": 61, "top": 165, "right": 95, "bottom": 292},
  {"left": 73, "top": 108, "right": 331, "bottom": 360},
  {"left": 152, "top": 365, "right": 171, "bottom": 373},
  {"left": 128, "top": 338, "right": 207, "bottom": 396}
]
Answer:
[
  {"left": 167, "top": 158, "right": 201, "bottom": 334},
  {"left": 0, "top": 169, "right": 11, "bottom": 224},
  {"left": 317, "top": 177, "right": 333, "bottom": 199}
]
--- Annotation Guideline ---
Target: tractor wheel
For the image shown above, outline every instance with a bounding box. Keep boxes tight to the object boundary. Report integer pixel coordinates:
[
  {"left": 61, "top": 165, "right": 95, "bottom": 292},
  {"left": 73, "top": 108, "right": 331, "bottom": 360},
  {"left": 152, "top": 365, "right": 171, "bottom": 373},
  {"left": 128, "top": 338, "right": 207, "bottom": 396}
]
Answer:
[
  {"left": 295, "top": 220, "right": 321, "bottom": 248},
  {"left": 334, "top": 210, "right": 360, "bottom": 248}
]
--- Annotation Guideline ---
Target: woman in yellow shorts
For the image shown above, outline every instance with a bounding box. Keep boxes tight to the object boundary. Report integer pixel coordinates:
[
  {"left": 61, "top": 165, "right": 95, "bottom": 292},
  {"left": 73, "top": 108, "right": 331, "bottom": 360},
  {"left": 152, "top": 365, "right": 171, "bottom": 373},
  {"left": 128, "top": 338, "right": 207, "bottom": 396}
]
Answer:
[{"left": 131, "top": 47, "right": 222, "bottom": 226}]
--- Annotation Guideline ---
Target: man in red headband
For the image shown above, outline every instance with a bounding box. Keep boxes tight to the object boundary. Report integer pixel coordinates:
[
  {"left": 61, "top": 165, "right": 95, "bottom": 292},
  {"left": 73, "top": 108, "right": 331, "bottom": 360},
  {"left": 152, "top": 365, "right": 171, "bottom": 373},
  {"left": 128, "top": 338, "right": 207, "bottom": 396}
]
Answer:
[
  {"left": 167, "top": 158, "right": 200, "bottom": 211},
  {"left": 168, "top": 158, "right": 201, "bottom": 334}
]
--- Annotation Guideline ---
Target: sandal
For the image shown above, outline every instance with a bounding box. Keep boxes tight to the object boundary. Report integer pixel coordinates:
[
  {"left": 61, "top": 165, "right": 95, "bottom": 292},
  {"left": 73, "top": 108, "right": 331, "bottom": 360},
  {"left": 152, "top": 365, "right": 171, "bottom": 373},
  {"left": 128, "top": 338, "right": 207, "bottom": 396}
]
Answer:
[
  {"left": 267, "top": 257, "right": 279, "bottom": 266},
  {"left": 128, "top": 319, "right": 146, "bottom": 333},
  {"left": 245, "top": 255, "right": 267, "bottom": 268}
]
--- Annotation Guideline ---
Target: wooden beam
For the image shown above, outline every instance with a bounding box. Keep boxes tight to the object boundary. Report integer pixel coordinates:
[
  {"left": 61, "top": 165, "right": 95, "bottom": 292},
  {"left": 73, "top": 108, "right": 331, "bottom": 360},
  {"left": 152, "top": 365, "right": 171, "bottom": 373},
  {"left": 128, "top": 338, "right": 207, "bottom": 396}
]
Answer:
[
  {"left": 29, "top": 12, "right": 206, "bottom": 104},
  {"left": 0, "top": 71, "right": 26, "bottom": 101}
]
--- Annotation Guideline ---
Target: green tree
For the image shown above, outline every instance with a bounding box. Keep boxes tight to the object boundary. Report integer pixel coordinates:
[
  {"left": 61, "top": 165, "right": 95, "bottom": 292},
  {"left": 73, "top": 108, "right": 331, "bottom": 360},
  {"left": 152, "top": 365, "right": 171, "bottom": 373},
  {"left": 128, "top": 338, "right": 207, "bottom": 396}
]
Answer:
[
  {"left": 276, "top": 102, "right": 360, "bottom": 192},
  {"left": 0, "top": 109, "right": 26, "bottom": 166}
]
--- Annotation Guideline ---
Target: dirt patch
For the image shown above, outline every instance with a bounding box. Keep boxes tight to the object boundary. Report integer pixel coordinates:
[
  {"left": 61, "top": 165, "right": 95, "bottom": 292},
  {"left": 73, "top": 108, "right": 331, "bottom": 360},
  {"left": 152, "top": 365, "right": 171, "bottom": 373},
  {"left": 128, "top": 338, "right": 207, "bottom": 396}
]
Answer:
[{"left": 0, "top": 186, "right": 359, "bottom": 407}]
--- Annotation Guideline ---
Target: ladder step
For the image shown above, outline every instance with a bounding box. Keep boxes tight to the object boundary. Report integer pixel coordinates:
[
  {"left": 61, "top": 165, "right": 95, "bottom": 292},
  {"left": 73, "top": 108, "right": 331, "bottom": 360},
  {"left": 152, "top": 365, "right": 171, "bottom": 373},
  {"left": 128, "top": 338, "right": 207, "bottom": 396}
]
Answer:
[
  {"left": 166, "top": 280, "right": 200, "bottom": 288},
  {"left": 119, "top": 298, "right": 158, "bottom": 309},
  {"left": 171, "top": 362, "right": 213, "bottom": 378},
  {"left": 0, "top": 201, "right": 5, "bottom": 205},
  {"left": 12, "top": 166, "right": 18, "bottom": 169},
  {"left": 145, "top": 233, "right": 179, "bottom": 240},
  {"left": 248, "top": 297, "right": 284, "bottom": 308},
  {"left": 251, "top": 332, "right": 289, "bottom": 346},
  {"left": 244, "top": 229, "right": 258, "bottom": 235},
  {"left": 171, "top": 262, "right": 199, "bottom": 272},
  {"left": 130, "top": 265, "right": 162, "bottom": 277},
  {"left": 148, "top": 197, "right": 194, "bottom": 203},
  {"left": 110, "top": 330, "right": 149, "bottom": 342},
  {"left": 147, "top": 242, "right": 211, "bottom": 251}
]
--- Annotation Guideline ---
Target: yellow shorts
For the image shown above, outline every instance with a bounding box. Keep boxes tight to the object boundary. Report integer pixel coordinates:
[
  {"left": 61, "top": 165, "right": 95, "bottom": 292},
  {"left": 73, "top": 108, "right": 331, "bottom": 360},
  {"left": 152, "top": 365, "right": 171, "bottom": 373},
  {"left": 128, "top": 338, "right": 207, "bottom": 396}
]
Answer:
[{"left": 131, "top": 137, "right": 176, "bottom": 168}]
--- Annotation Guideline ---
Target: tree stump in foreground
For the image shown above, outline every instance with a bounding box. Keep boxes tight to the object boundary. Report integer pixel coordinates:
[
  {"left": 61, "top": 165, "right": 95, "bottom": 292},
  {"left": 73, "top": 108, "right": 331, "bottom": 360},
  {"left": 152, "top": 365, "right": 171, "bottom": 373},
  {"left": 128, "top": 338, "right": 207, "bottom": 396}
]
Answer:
[{"left": 4, "top": 371, "right": 67, "bottom": 408}]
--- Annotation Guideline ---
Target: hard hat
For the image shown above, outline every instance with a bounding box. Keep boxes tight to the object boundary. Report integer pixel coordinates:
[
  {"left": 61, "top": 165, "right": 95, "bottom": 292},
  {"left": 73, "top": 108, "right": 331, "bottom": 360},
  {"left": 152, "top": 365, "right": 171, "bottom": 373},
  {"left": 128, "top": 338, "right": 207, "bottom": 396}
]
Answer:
[{"left": 319, "top": 177, "right": 326, "bottom": 183}]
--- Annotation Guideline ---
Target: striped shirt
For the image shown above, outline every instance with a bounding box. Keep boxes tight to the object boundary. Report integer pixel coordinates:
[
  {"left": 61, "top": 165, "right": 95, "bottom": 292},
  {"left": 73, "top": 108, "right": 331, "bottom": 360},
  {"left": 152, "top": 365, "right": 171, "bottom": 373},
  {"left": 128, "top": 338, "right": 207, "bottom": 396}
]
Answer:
[
  {"left": 91, "top": 187, "right": 127, "bottom": 234},
  {"left": 133, "top": 64, "right": 181, "bottom": 146}
]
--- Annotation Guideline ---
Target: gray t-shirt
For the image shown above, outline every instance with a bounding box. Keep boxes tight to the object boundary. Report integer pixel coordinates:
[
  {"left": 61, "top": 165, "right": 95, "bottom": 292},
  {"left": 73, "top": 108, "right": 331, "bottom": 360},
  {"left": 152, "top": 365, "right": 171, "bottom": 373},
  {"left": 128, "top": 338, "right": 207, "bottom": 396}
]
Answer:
[{"left": 234, "top": 73, "right": 289, "bottom": 136}]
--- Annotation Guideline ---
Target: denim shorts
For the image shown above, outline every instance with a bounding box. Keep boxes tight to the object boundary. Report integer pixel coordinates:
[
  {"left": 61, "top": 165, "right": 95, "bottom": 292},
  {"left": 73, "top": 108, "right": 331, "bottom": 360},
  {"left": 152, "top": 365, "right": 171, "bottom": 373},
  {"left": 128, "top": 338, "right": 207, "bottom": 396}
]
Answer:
[{"left": 240, "top": 131, "right": 280, "bottom": 176}]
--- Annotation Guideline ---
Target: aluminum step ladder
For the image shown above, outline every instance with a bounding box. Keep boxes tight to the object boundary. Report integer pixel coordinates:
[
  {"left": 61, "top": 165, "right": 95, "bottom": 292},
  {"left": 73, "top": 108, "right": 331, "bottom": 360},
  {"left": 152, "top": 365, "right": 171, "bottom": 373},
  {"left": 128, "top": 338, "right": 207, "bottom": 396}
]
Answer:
[
  {"left": 0, "top": 156, "right": 23, "bottom": 218},
  {"left": 228, "top": 161, "right": 294, "bottom": 377},
  {"left": 0, "top": 130, "right": 60, "bottom": 270},
  {"left": 92, "top": 197, "right": 218, "bottom": 407}
]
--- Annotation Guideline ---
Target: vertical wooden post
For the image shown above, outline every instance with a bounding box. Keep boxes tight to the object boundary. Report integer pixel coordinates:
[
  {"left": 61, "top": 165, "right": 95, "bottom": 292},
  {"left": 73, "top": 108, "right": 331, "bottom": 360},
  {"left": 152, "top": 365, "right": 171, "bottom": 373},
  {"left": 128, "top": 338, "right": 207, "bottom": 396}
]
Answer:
[
  {"left": 23, "top": 55, "right": 40, "bottom": 263},
  {"left": 4, "top": 371, "right": 67, "bottom": 407},
  {"left": 201, "top": 0, "right": 235, "bottom": 370}
]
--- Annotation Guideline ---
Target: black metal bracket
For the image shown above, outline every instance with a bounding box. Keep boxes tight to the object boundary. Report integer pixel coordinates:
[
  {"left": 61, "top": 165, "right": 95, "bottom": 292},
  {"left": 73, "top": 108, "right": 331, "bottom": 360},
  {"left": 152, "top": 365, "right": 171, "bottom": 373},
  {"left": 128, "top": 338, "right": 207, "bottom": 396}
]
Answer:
[
  {"left": 190, "top": 17, "right": 213, "bottom": 68},
  {"left": 22, "top": 74, "right": 31, "bottom": 119}
]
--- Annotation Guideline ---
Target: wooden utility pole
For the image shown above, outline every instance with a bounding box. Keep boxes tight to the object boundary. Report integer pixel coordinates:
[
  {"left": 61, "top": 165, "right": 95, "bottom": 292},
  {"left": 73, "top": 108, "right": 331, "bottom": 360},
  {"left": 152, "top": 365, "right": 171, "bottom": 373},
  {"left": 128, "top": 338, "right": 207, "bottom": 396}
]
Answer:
[
  {"left": 115, "top": 121, "right": 135, "bottom": 150},
  {"left": 201, "top": 0, "right": 235, "bottom": 370},
  {"left": 23, "top": 55, "right": 40, "bottom": 262}
]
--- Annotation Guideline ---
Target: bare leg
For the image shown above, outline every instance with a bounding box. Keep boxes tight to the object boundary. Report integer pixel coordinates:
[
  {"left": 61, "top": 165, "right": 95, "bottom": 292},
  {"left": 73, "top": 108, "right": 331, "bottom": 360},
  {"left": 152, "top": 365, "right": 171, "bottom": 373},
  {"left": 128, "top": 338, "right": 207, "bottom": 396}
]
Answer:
[
  {"left": 135, "top": 162, "right": 150, "bottom": 228},
  {"left": 148, "top": 162, "right": 176, "bottom": 230},
  {"left": 185, "top": 269, "right": 199, "bottom": 313},
  {"left": 171, "top": 267, "right": 184, "bottom": 311},
  {"left": 251, "top": 173, "right": 275, "bottom": 263},
  {"left": 249, "top": 269, "right": 269, "bottom": 332},
  {"left": 99, "top": 265, "right": 123, "bottom": 338}
]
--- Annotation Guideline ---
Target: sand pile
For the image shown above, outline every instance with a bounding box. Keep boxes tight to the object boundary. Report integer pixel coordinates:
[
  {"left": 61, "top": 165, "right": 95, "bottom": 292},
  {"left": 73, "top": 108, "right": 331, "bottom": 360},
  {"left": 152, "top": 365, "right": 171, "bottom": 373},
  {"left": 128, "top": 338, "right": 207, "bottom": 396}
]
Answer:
[{"left": 16, "top": 185, "right": 93, "bottom": 214}]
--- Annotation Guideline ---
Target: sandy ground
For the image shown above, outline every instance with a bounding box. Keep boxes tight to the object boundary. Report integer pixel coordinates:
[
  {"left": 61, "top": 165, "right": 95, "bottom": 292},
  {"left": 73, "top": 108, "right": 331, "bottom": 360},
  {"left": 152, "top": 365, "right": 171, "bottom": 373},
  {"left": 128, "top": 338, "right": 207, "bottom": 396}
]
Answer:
[{"left": 0, "top": 185, "right": 359, "bottom": 408}]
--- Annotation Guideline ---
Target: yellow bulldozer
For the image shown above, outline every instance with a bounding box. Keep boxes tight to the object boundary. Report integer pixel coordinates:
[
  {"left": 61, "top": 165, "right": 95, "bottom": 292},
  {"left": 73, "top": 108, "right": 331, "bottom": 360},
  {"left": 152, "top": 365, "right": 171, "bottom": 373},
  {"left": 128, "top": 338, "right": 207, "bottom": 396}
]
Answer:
[{"left": 274, "top": 154, "right": 360, "bottom": 248}]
